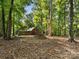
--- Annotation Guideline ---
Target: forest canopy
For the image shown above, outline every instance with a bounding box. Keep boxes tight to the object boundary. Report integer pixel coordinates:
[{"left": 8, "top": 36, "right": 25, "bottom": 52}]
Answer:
[{"left": 0, "top": 0, "right": 79, "bottom": 42}]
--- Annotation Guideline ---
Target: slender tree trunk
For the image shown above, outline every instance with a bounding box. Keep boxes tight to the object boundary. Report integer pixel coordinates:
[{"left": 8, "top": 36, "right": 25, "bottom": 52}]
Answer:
[
  {"left": 64, "top": 4, "right": 66, "bottom": 36},
  {"left": 48, "top": 0, "right": 52, "bottom": 36},
  {"left": 69, "top": 0, "right": 74, "bottom": 42},
  {"left": 1, "top": 0, "right": 6, "bottom": 39},
  {"left": 40, "top": 14, "right": 43, "bottom": 34},
  {"left": 13, "top": 15, "right": 15, "bottom": 36},
  {"left": 58, "top": 11, "right": 61, "bottom": 36},
  {"left": 40, "top": 14, "right": 43, "bottom": 27},
  {"left": 7, "top": 0, "right": 14, "bottom": 39},
  {"left": 57, "top": 17, "right": 60, "bottom": 36}
]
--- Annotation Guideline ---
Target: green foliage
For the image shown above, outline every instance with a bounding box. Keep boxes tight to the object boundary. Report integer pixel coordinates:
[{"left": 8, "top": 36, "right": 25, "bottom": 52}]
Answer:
[
  {"left": 0, "top": 0, "right": 79, "bottom": 37},
  {"left": 25, "top": 19, "right": 34, "bottom": 28}
]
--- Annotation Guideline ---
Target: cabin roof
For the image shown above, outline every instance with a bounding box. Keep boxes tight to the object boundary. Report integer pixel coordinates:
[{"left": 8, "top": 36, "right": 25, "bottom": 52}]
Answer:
[{"left": 27, "top": 27, "right": 35, "bottom": 31}]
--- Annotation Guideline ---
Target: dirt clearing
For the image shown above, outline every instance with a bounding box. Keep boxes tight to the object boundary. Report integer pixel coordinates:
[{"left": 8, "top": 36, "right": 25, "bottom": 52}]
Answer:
[{"left": 0, "top": 35, "right": 79, "bottom": 59}]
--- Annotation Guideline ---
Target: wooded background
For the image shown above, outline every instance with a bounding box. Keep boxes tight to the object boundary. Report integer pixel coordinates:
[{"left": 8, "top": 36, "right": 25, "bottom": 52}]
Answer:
[{"left": 0, "top": 0, "right": 79, "bottom": 42}]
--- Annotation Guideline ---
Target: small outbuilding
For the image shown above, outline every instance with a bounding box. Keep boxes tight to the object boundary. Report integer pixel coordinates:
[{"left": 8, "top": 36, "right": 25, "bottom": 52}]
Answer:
[{"left": 18, "top": 27, "right": 39, "bottom": 35}]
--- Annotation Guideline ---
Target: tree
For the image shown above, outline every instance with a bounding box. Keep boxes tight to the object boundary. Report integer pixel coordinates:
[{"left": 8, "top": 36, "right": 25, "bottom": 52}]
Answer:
[
  {"left": 63, "top": 4, "right": 66, "bottom": 36},
  {"left": 32, "top": 0, "right": 48, "bottom": 34},
  {"left": 48, "top": 0, "right": 52, "bottom": 36},
  {"left": 69, "top": 0, "right": 74, "bottom": 42},
  {"left": 7, "top": 0, "right": 14, "bottom": 39},
  {"left": 1, "top": 0, "right": 6, "bottom": 39}
]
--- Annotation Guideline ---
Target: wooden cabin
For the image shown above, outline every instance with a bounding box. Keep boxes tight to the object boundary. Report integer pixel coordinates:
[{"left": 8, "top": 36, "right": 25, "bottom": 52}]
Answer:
[{"left": 18, "top": 27, "right": 39, "bottom": 35}]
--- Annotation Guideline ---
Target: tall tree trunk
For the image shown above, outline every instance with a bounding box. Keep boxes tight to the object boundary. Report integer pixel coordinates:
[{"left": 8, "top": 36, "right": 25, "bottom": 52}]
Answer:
[
  {"left": 7, "top": 0, "right": 14, "bottom": 39},
  {"left": 40, "top": 14, "right": 43, "bottom": 34},
  {"left": 69, "top": 0, "right": 74, "bottom": 42},
  {"left": 58, "top": 12, "right": 61, "bottom": 36},
  {"left": 48, "top": 0, "right": 52, "bottom": 36},
  {"left": 40, "top": 14, "right": 43, "bottom": 27},
  {"left": 1, "top": 0, "right": 6, "bottom": 39},
  {"left": 13, "top": 14, "right": 15, "bottom": 36},
  {"left": 64, "top": 4, "right": 66, "bottom": 36},
  {"left": 57, "top": 17, "right": 60, "bottom": 36}
]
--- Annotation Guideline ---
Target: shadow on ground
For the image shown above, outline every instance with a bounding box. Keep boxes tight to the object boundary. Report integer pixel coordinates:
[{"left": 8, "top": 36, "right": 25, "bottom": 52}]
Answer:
[{"left": 0, "top": 35, "right": 79, "bottom": 59}]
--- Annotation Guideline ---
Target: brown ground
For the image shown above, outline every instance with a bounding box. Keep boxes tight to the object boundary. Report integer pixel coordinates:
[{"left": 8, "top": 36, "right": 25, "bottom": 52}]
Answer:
[{"left": 0, "top": 35, "right": 79, "bottom": 59}]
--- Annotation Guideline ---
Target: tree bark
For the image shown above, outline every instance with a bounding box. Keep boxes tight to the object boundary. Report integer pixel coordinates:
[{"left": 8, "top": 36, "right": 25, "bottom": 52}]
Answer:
[
  {"left": 1, "top": 0, "right": 6, "bottom": 39},
  {"left": 48, "top": 0, "right": 52, "bottom": 36},
  {"left": 69, "top": 0, "right": 74, "bottom": 42},
  {"left": 64, "top": 4, "right": 66, "bottom": 36},
  {"left": 13, "top": 14, "right": 15, "bottom": 36},
  {"left": 58, "top": 12, "right": 61, "bottom": 36},
  {"left": 7, "top": 0, "right": 14, "bottom": 39}
]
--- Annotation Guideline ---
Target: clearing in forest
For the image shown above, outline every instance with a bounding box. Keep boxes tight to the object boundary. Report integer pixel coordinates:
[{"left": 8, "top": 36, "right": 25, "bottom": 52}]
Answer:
[{"left": 0, "top": 35, "right": 79, "bottom": 59}]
